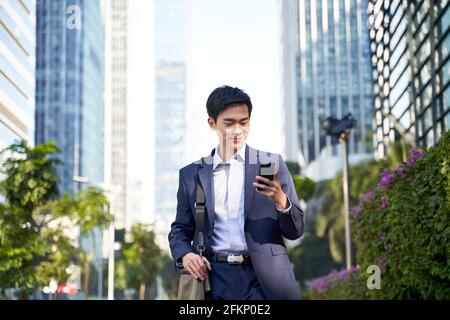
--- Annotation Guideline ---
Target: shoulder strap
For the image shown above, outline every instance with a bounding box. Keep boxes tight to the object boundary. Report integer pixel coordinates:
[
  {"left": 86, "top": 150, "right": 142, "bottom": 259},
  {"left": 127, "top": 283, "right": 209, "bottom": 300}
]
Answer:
[{"left": 194, "top": 174, "right": 206, "bottom": 256}]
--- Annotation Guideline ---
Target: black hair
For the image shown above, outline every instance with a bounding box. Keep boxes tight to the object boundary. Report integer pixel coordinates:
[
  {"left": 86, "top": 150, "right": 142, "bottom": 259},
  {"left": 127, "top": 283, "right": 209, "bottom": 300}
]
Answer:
[{"left": 206, "top": 85, "right": 253, "bottom": 121}]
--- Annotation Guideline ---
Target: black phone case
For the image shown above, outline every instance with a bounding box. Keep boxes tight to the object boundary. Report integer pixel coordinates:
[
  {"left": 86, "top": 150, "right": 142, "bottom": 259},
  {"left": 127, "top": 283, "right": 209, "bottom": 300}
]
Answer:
[{"left": 257, "top": 162, "right": 275, "bottom": 191}]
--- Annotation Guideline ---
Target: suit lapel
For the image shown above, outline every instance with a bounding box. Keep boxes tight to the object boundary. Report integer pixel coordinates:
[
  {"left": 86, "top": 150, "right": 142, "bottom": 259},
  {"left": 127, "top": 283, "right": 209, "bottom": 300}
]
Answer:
[
  {"left": 244, "top": 145, "right": 259, "bottom": 216},
  {"left": 197, "top": 150, "right": 215, "bottom": 232}
]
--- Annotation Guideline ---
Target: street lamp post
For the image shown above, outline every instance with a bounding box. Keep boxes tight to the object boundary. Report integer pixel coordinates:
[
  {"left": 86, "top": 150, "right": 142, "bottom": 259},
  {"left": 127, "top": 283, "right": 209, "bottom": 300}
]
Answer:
[
  {"left": 107, "top": 202, "right": 115, "bottom": 300},
  {"left": 99, "top": 183, "right": 120, "bottom": 301},
  {"left": 321, "top": 113, "right": 356, "bottom": 270}
]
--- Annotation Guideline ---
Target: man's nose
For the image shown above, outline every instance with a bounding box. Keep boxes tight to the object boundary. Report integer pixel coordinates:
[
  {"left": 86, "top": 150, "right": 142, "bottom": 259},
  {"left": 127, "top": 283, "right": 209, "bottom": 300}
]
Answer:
[{"left": 231, "top": 125, "right": 243, "bottom": 134}]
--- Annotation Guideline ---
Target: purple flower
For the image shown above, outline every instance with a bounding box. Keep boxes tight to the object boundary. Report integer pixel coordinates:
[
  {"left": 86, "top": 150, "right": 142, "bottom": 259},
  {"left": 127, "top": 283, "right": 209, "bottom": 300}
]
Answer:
[
  {"left": 380, "top": 233, "right": 385, "bottom": 242},
  {"left": 378, "top": 169, "right": 394, "bottom": 191},
  {"left": 308, "top": 267, "right": 360, "bottom": 292},
  {"left": 308, "top": 276, "right": 329, "bottom": 292},
  {"left": 380, "top": 195, "right": 388, "bottom": 209},
  {"left": 395, "top": 165, "right": 408, "bottom": 180},
  {"left": 360, "top": 190, "right": 375, "bottom": 203},
  {"left": 406, "top": 149, "right": 423, "bottom": 166},
  {"left": 375, "top": 258, "right": 388, "bottom": 271},
  {"left": 350, "top": 205, "right": 362, "bottom": 216}
]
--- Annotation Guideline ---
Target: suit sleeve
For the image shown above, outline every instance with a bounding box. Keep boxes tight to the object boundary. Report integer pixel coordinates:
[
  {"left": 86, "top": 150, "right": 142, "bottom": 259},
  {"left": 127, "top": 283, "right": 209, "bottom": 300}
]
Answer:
[
  {"left": 276, "top": 154, "right": 305, "bottom": 240},
  {"left": 168, "top": 169, "right": 195, "bottom": 265}
]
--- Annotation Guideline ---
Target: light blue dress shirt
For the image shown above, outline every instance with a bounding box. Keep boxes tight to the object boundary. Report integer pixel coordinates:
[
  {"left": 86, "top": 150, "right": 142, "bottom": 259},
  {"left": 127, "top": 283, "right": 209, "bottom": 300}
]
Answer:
[{"left": 210, "top": 144, "right": 291, "bottom": 253}]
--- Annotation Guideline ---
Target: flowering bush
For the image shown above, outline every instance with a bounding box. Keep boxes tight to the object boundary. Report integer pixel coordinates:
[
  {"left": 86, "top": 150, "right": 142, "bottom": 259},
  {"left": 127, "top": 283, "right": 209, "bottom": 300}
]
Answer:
[
  {"left": 306, "top": 131, "right": 450, "bottom": 299},
  {"left": 305, "top": 267, "right": 363, "bottom": 299},
  {"left": 352, "top": 131, "right": 450, "bottom": 299}
]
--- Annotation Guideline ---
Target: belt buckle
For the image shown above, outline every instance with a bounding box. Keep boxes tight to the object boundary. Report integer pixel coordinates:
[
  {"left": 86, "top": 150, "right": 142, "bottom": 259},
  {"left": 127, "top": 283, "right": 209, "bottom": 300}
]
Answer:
[{"left": 227, "top": 254, "right": 244, "bottom": 264}]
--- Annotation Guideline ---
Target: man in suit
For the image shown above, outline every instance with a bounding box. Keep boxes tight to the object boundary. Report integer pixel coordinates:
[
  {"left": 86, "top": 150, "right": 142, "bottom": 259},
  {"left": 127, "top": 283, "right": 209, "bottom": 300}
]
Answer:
[{"left": 168, "top": 85, "right": 305, "bottom": 300}]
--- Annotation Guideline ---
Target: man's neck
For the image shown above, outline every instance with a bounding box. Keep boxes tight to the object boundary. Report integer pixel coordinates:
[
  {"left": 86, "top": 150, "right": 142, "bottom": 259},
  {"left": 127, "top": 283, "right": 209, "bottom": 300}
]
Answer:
[{"left": 218, "top": 144, "right": 241, "bottom": 162}]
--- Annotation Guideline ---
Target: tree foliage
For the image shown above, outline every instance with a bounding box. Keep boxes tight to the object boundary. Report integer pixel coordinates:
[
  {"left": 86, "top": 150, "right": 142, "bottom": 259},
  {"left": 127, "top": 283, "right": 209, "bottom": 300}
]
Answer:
[
  {"left": 114, "top": 223, "right": 162, "bottom": 299},
  {"left": 0, "top": 140, "right": 112, "bottom": 297}
]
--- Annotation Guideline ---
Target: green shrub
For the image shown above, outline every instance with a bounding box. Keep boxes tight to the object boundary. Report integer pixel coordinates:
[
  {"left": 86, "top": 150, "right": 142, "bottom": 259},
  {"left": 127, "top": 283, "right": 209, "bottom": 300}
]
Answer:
[{"left": 306, "top": 131, "right": 450, "bottom": 299}]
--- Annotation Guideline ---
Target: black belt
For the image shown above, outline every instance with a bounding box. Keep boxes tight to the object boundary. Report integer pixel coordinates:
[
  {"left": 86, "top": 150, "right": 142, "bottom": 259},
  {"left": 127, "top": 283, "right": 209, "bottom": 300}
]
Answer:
[{"left": 211, "top": 251, "right": 250, "bottom": 265}]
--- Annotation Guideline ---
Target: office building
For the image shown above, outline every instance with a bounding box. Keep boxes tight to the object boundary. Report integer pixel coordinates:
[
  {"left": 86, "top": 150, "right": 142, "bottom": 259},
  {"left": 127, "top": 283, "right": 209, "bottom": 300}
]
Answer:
[
  {"left": 368, "top": 0, "right": 450, "bottom": 157},
  {"left": 0, "top": 0, "right": 36, "bottom": 149},
  {"left": 283, "top": 0, "right": 374, "bottom": 180}
]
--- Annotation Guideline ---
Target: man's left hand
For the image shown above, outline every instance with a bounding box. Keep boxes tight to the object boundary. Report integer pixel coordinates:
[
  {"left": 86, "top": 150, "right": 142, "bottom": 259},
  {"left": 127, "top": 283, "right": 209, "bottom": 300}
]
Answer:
[{"left": 253, "top": 173, "right": 289, "bottom": 211}]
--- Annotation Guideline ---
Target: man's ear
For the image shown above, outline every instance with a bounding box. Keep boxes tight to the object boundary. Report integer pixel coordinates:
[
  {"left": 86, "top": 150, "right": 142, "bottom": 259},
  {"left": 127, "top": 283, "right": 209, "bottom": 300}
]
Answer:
[{"left": 207, "top": 117, "right": 216, "bottom": 130}]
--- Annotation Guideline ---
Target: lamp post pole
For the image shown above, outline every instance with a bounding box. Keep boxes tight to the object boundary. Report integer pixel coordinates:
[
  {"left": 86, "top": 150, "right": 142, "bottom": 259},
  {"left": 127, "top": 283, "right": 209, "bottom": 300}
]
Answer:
[
  {"left": 339, "top": 131, "right": 352, "bottom": 270},
  {"left": 107, "top": 203, "right": 115, "bottom": 300},
  {"left": 321, "top": 113, "right": 355, "bottom": 270}
]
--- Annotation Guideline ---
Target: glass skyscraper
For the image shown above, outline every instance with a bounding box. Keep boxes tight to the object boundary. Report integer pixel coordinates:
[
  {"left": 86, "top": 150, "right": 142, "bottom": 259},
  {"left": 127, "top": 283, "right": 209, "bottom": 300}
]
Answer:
[
  {"left": 368, "top": 0, "right": 450, "bottom": 158},
  {"left": 284, "top": 0, "right": 374, "bottom": 180},
  {"left": 0, "top": 0, "right": 35, "bottom": 149},
  {"left": 154, "top": 0, "right": 188, "bottom": 249},
  {"left": 35, "top": 0, "right": 104, "bottom": 194}
]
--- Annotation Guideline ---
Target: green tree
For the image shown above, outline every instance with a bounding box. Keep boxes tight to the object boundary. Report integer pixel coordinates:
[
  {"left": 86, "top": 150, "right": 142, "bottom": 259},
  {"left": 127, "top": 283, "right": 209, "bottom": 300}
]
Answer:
[
  {"left": 0, "top": 141, "right": 61, "bottom": 297},
  {"left": 116, "top": 223, "right": 162, "bottom": 300},
  {"left": 158, "top": 253, "right": 179, "bottom": 300},
  {"left": 0, "top": 140, "right": 112, "bottom": 299}
]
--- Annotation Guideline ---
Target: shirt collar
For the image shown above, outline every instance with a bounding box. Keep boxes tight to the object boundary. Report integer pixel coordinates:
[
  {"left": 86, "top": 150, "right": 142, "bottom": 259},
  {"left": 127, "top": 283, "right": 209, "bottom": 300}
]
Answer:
[{"left": 213, "top": 143, "right": 246, "bottom": 170}]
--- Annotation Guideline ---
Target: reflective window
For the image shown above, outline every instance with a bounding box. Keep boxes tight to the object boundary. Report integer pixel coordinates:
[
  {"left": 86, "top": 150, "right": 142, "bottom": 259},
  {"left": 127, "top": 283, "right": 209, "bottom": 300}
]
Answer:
[
  {"left": 444, "top": 85, "right": 450, "bottom": 110},
  {"left": 392, "top": 89, "right": 410, "bottom": 119},
  {"left": 423, "top": 106, "right": 434, "bottom": 131},
  {"left": 419, "top": 61, "right": 432, "bottom": 88},
  {"left": 416, "top": 40, "right": 431, "bottom": 70},
  {"left": 399, "top": 109, "right": 412, "bottom": 129},
  {"left": 441, "top": 4, "right": 450, "bottom": 34},
  {"left": 438, "top": 31, "right": 450, "bottom": 62},
  {"left": 390, "top": 52, "right": 408, "bottom": 85},
  {"left": 440, "top": 56, "right": 450, "bottom": 87},
  {"left": 390, "top": 3, "right": 404, "bottom": 35},
  {"left": 420, "top": 83, "right": 433, "bottom": 108},
  {"left": 390, "top": 37, "right": 406, "bottom": 69},
  {"left": 391, "top": 19, "right": 407, "bottom": 51}
]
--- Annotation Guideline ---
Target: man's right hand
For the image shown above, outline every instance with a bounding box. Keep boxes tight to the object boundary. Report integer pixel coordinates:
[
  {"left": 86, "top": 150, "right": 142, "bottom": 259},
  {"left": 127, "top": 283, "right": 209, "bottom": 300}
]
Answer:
[{"left": 181, "top": 252, "right": 211, "bottom": 281}]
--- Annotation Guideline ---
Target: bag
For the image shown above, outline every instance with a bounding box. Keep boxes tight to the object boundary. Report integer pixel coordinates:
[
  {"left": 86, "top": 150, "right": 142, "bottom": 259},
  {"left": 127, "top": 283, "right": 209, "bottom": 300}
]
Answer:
[
  {"left": 178, "top": 268, "right": 211, "bottom": 300},
  {"left": 177, "top": 175, "right": 211, "bottom": 300}
]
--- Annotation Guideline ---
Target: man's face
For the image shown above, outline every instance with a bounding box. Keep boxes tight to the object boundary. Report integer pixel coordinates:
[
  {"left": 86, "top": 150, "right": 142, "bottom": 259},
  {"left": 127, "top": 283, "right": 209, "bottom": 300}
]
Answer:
[{"left": 208, "top": 104, "right": 250, "bottom": 153}]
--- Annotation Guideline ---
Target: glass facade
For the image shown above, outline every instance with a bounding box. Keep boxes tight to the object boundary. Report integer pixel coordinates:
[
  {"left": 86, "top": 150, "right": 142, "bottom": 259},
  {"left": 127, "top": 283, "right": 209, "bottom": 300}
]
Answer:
[
  {"left": 368, "top": 0, "right": 450, "bottom": 158},
  {"left": 294, "top": 0, "right": 374, "bottom": 169},
  {"left": 154, "top": 0, "right": 187, "bottom": 242},
  {"left": 0, "top": 0, "right": 35, "bottom": 149},
  {"left": 35, "top": 0, "right": 104, "bottom": 194}
]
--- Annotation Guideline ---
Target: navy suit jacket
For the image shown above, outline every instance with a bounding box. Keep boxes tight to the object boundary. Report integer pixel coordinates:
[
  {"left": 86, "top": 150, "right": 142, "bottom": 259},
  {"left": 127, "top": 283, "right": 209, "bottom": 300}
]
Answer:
[{"left": 168, "top": 145, "right": 305, "bottom": 299}]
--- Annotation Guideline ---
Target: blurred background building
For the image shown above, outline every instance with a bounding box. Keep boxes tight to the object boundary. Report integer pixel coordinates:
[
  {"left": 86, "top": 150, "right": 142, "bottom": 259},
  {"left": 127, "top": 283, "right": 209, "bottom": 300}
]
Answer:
[
  {"left": 103, "top": 0, "right": 155, "bottom": 235},
  {"left": 282, "top": 0, "right": 374, "bottom": 181},
  {"left": 35, "top": 0, "right": 105, "bottom": 296},
  {"left": 368, "top": 0, "right": 450, "bottom": 158},
  {"left": 153, "top": 0, "right": 188, "bottom": 251},
  {"left": 35, "top": 0, "right": 104, "bottom": 195},
  {"left": 103, "top": 0, "right": 129, "bottom": 231},
  {"left": 0, "top": 0, "right": 35, "bottom": 150}
]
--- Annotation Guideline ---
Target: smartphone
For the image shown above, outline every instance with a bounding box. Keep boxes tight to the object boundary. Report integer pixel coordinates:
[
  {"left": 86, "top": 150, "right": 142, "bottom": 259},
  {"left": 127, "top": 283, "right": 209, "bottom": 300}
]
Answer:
[{"left": 257, "top": 162, "right": 275, "bottom": 191}]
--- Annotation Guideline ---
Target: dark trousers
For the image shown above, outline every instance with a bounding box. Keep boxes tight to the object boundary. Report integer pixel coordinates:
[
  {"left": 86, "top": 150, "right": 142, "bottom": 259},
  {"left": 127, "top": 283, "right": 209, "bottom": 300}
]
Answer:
[{"left": 205, "top": 259, "right": 267, "bottom": 300}]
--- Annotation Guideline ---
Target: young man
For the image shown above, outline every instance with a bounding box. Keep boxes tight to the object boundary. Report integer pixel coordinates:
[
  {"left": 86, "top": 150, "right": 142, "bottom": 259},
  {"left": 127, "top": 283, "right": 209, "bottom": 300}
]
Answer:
[{"left": 168, "top": 86, "right": 304, "bottom": 300}]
